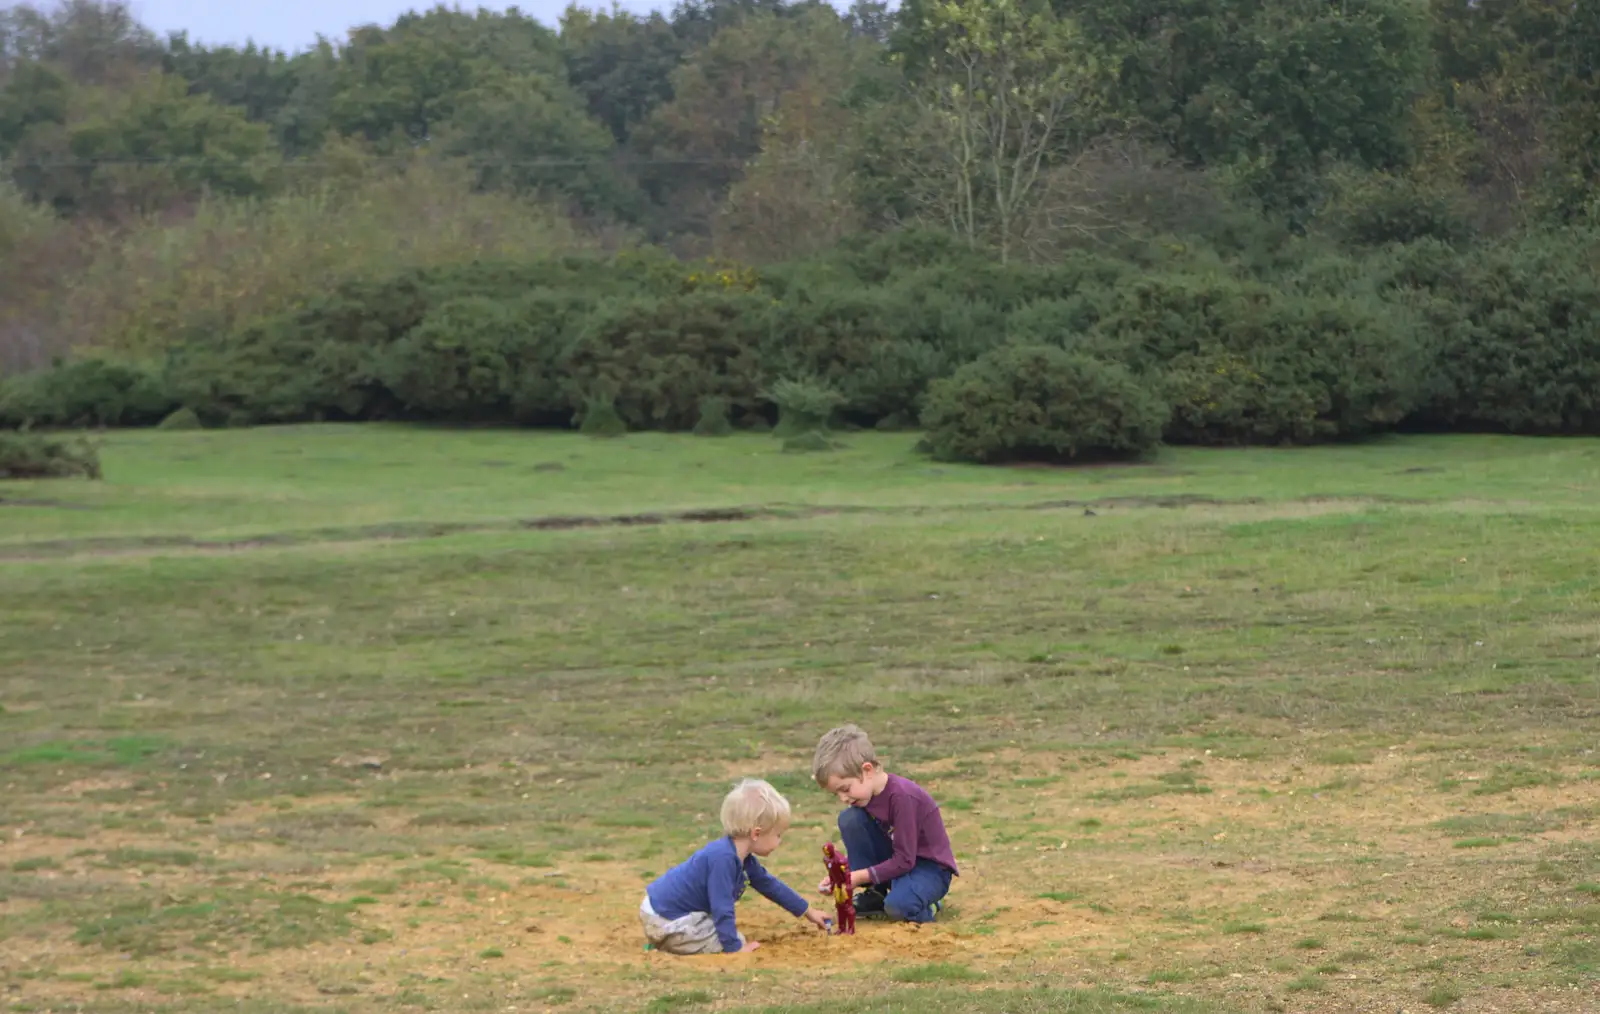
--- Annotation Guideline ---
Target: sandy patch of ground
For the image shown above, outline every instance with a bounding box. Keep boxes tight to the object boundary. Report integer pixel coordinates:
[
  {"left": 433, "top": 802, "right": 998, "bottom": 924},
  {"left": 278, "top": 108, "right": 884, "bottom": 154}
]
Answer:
[{"left": 4, "top": 745, "right": 1597, "bottom": 1012}]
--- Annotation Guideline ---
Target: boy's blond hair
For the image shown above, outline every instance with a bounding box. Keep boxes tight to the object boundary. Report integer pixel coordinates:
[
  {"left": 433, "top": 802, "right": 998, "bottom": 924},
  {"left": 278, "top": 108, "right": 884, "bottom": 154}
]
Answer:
[
  {"left": 812, "top": 724, "right": 877, "bottom": 786},
  {"left": 720, "top": 778, "right": 792, "bottom": 838}
]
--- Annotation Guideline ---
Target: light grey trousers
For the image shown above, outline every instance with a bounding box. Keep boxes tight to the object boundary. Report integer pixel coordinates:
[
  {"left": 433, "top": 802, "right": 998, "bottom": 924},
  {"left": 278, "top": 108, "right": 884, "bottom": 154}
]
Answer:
[{"left": 639, "top": 896, "right": 743, "bottom": 955}]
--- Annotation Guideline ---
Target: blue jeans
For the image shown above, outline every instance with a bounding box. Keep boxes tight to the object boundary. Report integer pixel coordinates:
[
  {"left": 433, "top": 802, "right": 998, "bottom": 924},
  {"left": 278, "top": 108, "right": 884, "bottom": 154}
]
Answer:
[{"left": 837, "top": 806, "right": 953, "bottom": 923}]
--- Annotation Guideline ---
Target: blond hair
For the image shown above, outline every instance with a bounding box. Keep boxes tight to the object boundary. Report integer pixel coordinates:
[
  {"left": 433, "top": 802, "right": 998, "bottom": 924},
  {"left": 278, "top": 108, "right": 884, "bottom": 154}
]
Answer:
[
  {"left": 812, "top": 725, "right": 877, "bottom": 786},
  {"left": 719, "top": 778, "right": 792, "bottom": 838}
]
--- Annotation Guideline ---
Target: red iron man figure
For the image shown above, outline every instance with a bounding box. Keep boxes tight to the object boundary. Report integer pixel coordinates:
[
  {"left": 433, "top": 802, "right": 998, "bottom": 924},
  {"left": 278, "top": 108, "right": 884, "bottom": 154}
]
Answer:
[{"left": 822, "top": 841, "right": 855, "bottom": 935}]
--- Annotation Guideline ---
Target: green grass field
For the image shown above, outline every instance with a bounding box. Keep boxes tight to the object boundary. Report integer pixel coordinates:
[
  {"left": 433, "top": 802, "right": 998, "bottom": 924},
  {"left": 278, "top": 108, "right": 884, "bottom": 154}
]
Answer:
[{"left": 2, "top": 427, "right": 1598, "bottom": 1014}]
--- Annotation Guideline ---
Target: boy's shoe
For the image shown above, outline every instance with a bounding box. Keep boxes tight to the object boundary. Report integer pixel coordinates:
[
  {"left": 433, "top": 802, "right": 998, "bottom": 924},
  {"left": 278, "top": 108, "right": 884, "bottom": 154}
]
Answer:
[
  {"left": 853, "top": 888, "right": 887, "bottom": 915},
  {"left": 927, "top": 900, "right": 942, "bottom": 921}
]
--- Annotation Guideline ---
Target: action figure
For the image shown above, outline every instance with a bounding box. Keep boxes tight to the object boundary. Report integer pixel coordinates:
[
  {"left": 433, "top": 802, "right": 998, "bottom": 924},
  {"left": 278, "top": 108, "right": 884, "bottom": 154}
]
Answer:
[{"left": 822, "top": 841, "right": 855, "bottom": 935}]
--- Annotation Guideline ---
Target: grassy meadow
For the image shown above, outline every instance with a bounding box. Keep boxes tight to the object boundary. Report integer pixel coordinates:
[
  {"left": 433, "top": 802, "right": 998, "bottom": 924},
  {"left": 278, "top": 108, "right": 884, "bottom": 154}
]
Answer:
[{"left": 1, "top": 427, "right": 1598, "bottom": 1014}]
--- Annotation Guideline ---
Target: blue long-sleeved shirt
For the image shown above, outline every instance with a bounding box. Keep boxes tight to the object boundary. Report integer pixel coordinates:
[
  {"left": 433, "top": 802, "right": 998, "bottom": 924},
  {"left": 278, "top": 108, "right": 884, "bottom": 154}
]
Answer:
[{"left": 645, "top": 837, "right": 809, "bottom": 953}]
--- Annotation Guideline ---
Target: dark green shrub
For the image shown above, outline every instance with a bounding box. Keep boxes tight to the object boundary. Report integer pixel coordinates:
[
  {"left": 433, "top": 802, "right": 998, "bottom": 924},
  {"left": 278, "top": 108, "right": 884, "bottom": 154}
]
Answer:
[
  {"left": 161, "top": 274, "right": 424, "bottom": 427},
  {"left": 1004, "top": 297, "right": 1105, "bottom": 348},
  {"left": 920, "top": 345, "right": 1167, "bottom": 464},
  {"left": 578, "top": 396, "right": 627, "bottom": 437},
  {"left": 373, "top": 295, "right": 581, "bottom": 421},
  {"left": 20, "top": 228, "right": 1600, "bottom": 444},
  {"left": 768, "top": 377, "right": 844, "bottom": 438},
  {"left": 0, "top": 431, "right": 101, "bottom": 479},
  {"left": 162, "top": 258, "right": 633, "bottom": 427},
  {"left": 157, "top": 407, "right": 202, "bottom": 430},
  {"left": 1314, "top": 170, "right": 1476, "bottom": 249},
  {"left": 405, "top": 253, "right": 674, "bottom": 308},
  {"left": 1405, "top": 230, "right": 1600, "bottom": 433},
  {"left": 0, "top": 359, "right": 174, "bottom": 428},
  {"left": 799, "top": 227, "right": 985, "bottom": 286},
  {"left": 1088, "top": 273, "right": 1423, "bottom": 444},
  {"left": 375, "top": 296, "right": 521, "bottom": 417},
  {"left": 831, "top": 340, "right": 953, "bottom": 425},
  {"left": 692, "top": 395, "right": 733, "bottom": 436},
  {"left": 738, "top": 412, "right": 773, "bottom": 433},
  {"left": 509, "top": 296, "right": 594, "bottom": 425},
  {"left": 763, "top": 281, "right": 1003, "bottom": 424},
  {"left": 566, "top": 290, "right": 770, "bottom": 430},
  {"left": 778, "top": 253, "right": 1130, "bottom": 425},
  {"left": 1356, "top": 238, "right": 1463, "bottom": 292},
  {"left": 164, "top": 322, "right": 384, "bottom": 427}
]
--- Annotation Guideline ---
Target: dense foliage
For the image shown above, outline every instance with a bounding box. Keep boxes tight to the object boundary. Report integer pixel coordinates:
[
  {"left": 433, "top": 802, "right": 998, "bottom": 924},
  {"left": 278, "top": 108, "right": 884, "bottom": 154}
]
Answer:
[
  {"left": 921, "top": 346, "right": 1167, "bottom": 463},
  {"left": 4, "top": 0, "right": 1600, "bottom": 466},
  {"left": 0, "top": 430, "right": 101, "bottom": 479},
  {"left": 7, "top": 225, "right": 1598, "bottom": 463}
]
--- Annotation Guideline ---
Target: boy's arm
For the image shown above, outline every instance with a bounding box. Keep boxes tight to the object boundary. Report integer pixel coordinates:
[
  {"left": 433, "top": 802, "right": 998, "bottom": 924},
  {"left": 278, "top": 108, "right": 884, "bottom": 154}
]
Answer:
[
  {"left": 746, "top": 860, "right": 810, "bottom": 917},
  {"left": 863, "top": 794, "right": 919, "bottom": 886},
  {"left": 707, "top": 855, "right": 747, "bottom": 953}
]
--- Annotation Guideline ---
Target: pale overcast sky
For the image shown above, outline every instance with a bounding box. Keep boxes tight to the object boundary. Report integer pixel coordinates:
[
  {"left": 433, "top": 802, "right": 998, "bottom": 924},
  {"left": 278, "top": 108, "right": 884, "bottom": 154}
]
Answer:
[{"left": 128, "top": 1, "right": 664, "bottom": 52}]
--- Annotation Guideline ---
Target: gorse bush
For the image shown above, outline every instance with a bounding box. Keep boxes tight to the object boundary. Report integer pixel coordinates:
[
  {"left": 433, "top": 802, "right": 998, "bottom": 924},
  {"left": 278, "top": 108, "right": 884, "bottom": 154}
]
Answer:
[
  {"left": 578, "top": 396, "right": 628, "bottom": 437},
  {"left": 0, "top": 431, "right": 102, "bottom": 479},
  {"left": 150, "top": 254, "right": 674, "bottom": 427},
  {"left": 376, "top": 296, "right": 528, "bottom": 418},
  {"left": 921, "top": 346, "right": 1167, "bottom": 464},
  {"left": 7, "top": 224, "right": 1600, "bottom": 456},
  {"left": 1086, "top": 273, "right": 1425, "bottom": 444},
  {"left": 157, "top": 407, "right": 202, "bottom": 430},
  {"left": 0, "top": 359, "right": 174, "bottom": 429},
  {"left": 768, "top": 377, "right": 845, "bottom": 437},
  {"left": 693, "top": 395, "right": 734, "bottom": 436},
  {"left": 1313, "top": 170, "right": 1476, "bottom": 248},
  {"left": 1400, "top": 231, "right": 1600, "bottom": 434},
  {"left": 375, "top": 295, "right": 578, "bottom": 422},
  {"left": 568, "top": 290, "right": 772, "bottom": 430}
]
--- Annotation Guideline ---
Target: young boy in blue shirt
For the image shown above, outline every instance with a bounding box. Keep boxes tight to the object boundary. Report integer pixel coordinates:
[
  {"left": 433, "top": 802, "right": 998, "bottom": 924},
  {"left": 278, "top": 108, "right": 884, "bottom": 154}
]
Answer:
[
  {"left": 640, "top": 778, "right": 830, "bottom": 954},
  {"left": 812, "top": 724, "right": 959, "bottom": 923}
]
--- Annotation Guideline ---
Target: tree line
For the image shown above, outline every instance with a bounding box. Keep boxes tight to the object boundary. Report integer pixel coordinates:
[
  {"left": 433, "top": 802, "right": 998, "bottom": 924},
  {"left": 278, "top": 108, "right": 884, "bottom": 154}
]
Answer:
[{"left": 3, "top": 0, "right": 1599, "bottom": 466}]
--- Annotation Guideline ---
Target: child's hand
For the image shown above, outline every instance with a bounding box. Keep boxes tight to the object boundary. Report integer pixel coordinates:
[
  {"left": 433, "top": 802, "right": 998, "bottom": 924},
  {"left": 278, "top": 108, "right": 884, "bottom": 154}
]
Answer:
[
  {"left": 803, "top": 909, "right": 829, "bottom": 931},
  {"left": 739, "top": 940, "right": 762, "bottom": 953},
  {"left": 817, "top": 875, "right": 832, "bottom": 894}
]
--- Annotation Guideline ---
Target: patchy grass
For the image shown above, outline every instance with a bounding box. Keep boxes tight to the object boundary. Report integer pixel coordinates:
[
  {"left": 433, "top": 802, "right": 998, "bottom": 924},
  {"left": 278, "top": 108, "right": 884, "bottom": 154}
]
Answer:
[
  {"left": 1433, "top": 812, "right": 1562, "bottom": 836},
  {"left": 71, "top": 891, "right": 358, "bottom": 956},
  {"left": 1471, "top": 765, "right": 1563, "bottom": 796},
  {"left": 11, "top": 857, "right": 60, "bottom": 872},
  {"left": 1222, "top": 922, "right": 1267, "bottom": 935},
  {"left": 101, "top": 848, "right": 201, "bottom": 868},
  {"left": 1285, "top": 974, "right": 1325, "bottom": 992},
  {"left": 1424, "top": 982, "right": 1464, "bottom": 1007},
  {"left": 725, "top": 990, "right": 1215, "bottom": 1013},
  {"left": 890, "top": 963, "right": 985, "bottom": 983},
  {"left": 646, "top": 991, "right": 715, "bottom": 1012},
  {"left": 1, "top": 428, "right": 1598, "bottom": 1013},
  {"left": 3, "top": 428, "right": 1595, "bottom": 550}
]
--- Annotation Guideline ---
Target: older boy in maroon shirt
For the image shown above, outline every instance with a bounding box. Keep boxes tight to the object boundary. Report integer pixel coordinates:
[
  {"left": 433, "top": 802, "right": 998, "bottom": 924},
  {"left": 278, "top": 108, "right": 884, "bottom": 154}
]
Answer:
[{"left": 812, "top": 725, "right": 958, "bottom": 922}]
